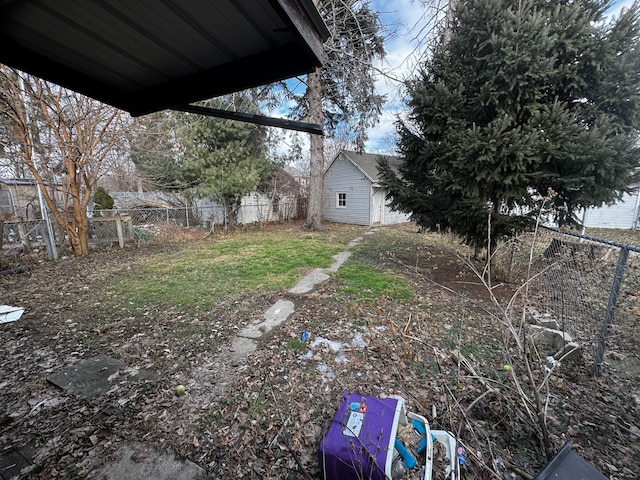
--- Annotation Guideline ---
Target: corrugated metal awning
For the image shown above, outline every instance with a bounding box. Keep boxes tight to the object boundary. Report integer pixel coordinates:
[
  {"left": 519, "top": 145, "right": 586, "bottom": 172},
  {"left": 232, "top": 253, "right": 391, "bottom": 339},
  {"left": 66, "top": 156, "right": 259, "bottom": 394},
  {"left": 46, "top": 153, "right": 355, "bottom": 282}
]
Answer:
[{"left": 0, "top": 0, "right": 329, "bottom": 117}]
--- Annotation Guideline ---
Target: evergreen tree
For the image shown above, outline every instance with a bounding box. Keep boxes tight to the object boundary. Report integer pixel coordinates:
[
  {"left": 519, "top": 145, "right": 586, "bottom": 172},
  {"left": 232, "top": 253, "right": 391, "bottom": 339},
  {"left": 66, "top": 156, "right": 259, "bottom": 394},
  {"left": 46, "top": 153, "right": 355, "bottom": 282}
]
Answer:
[
  {"left": 93, "top": 187, "right": 114, "bottom": 211},
  {"left": 128, "top": 111, "right": 183, "bottom": 191},
  {"left": 380, "top": 0, "right": 640, "bottom": 247},
  {"left": 177, "top": 97, "right": 274, "bottom": 225}
]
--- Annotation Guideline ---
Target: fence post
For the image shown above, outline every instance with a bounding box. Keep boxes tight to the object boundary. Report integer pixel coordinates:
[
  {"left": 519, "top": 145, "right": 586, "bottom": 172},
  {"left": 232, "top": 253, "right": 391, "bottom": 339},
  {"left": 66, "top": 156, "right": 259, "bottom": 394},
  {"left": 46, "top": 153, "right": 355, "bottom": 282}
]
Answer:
[
  {"left": 36, "top": 183, "right": 58, "bottom": 260},
  {"left": 16, "top": 221, "right": 30, "bottom": 251},
  {"left": 115, "top": 214, "right": 125, "bottom": 248},
  {"left": 592, "top": 246, "right": 629, "bottom": 376}
]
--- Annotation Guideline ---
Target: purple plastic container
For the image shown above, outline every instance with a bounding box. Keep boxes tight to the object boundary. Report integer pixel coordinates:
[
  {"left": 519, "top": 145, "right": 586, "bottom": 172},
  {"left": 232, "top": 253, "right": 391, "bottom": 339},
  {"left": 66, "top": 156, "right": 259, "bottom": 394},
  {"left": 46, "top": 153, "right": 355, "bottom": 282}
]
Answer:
[{"left": 318, "top": 391, "right": 403, "bottom": 480}]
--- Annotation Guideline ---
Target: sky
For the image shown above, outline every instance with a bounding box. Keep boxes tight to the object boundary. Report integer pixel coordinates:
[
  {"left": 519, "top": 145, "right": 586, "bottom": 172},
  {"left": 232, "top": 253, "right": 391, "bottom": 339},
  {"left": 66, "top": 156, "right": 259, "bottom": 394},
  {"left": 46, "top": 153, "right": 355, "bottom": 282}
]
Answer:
[
  {"left": 365, "top": 0, "right": 448, "bottom": 153},
  {"left": 362, "top": 0, "right": 637, "bottom": 154}
]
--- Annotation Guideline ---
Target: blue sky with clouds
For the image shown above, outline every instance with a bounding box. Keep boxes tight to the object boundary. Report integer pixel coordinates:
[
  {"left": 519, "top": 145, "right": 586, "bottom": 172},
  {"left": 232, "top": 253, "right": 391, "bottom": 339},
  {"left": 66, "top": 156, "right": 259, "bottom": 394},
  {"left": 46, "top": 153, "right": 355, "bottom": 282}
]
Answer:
[
  {"left": 365, "top": 0, "right": 446, "bottom": 153},
  {"left": 363, "top": 0, "right": 638, "bottom": 154}
]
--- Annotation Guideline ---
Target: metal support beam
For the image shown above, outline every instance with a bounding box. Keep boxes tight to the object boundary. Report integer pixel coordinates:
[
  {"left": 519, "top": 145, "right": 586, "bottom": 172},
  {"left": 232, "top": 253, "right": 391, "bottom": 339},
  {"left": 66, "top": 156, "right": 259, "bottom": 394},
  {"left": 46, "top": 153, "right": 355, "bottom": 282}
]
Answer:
[{"left": 172, "top": 104, "right": 323, "bottom": 135}]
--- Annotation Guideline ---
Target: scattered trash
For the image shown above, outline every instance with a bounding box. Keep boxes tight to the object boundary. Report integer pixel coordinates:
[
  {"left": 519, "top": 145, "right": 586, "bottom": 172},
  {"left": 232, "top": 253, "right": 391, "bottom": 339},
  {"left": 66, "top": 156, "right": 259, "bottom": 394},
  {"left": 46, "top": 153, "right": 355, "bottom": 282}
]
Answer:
[
  {"left": 457, "top": 445, "right": 466, "bottom": 467},
  {"left": 310, "top": 336, "right": 343, "bottom": 352},
  {"left": 0, "top": 305, "right": 25, "bottom": 324},
  {"left": 546, "top": 356, "right": 561, "bottom": 369},
  {"left": 318, "top": 391, "right": 459, "bottom": 480},
  {"left": 300, "top": 330, "right": 309, "bottom": 342}
]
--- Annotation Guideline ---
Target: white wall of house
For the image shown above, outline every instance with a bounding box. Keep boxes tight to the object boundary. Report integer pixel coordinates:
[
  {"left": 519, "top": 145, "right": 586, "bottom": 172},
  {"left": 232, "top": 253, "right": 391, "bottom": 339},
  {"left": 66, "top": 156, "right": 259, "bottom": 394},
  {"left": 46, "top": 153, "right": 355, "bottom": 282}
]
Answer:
[{"left": 581, "top": 190, "right": 640, "bottom": 230}]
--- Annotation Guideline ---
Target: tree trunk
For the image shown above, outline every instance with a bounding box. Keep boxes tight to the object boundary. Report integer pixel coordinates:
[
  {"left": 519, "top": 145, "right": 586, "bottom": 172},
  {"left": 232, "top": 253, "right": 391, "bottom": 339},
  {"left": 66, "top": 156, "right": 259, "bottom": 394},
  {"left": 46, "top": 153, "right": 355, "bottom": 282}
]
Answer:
[
  {"left": 306, "top": 68, "right": 324, "bottom": 231},
  {"left": 64, "top": 168, "right": 85, "bottom": 255},
  {"left": 72, "top": 205, "right": 90, "bottom": 256}
]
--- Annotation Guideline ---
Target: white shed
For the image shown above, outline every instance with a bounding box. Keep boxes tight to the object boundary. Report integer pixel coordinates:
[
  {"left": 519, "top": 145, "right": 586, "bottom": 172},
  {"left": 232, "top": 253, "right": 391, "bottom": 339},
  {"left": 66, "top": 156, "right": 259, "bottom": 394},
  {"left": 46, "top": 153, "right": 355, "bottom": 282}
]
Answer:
[
  {"left": 322, "top": 151, "right": 411, "bottom": 226},
  {"left": 581, "top": 189, "right": 640, "bottom": 230}
]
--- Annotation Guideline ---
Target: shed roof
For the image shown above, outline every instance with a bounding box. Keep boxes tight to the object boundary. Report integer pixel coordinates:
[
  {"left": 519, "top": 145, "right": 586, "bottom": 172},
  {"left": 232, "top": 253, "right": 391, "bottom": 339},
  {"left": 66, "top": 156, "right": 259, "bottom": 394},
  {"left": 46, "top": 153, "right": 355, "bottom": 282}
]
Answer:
[
  {"left": 335, "top": 151, "right": 403, "bottom": 184},
  {"left": 0, "top": 0, "right": 329, "bottom": 117}
]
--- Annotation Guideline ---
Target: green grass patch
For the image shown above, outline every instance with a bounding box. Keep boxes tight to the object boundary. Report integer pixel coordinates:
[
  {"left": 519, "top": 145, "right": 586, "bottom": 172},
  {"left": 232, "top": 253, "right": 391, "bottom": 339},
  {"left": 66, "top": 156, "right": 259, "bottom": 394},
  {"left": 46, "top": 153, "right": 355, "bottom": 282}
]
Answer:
[
  {"left": 287, "top": 339, "right": 308, "bottom": 352},
  {"left": 197, "top": 408, "right": 222, "bottom": 434},
  {"left": 441, "top": 327, "right": 502, "bottom": 372},
  {"left": 113, "top": 233, "right": 344, "bottom": 311},
  {"left": 337, "top": 264, "right": 413, "bottom": 302},
  {"left": 249, "top": 395, "right": 267, "bottom": 414}
]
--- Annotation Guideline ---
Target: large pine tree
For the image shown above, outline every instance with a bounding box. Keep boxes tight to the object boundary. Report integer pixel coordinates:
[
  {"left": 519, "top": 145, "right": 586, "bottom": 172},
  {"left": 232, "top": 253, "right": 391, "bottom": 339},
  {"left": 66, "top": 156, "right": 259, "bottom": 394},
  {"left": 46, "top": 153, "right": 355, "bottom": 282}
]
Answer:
[
  {"left": 380, "top": 0, "right": 640, "bottom": 247},
  {"left": 177, "top": 97, "right": 274, "bottom": 226}
]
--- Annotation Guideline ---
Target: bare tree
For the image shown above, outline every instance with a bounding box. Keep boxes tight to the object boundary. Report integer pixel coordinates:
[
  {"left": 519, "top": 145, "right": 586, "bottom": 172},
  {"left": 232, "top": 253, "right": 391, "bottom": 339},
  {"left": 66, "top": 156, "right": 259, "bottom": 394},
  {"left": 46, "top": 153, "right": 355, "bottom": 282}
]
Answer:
[{"left": 0, "top": 66, "right": 126, "bottom": 256}]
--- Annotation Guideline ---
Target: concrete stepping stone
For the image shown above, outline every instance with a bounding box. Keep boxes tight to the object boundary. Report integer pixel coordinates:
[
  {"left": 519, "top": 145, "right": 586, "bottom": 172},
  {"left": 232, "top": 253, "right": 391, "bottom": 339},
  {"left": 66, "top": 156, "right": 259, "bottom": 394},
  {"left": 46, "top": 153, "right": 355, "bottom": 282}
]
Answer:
[
  {"left": 48, "top": 354, "right": 156, "bottom": 400},
  {"left": 238, "top": 300, "right": 295, "bottom": 338},
  {"left": 327, "top": 251, "right": 352, "bottom": 272},
  {"left": 95, "top": 443, "right": 204, "bottom": 480},
  {"left": 0, "top": 445, "right": 35, "bottom": 480},
  {"left": 288, "top": 268, "right": 330, "bottom": 294}
]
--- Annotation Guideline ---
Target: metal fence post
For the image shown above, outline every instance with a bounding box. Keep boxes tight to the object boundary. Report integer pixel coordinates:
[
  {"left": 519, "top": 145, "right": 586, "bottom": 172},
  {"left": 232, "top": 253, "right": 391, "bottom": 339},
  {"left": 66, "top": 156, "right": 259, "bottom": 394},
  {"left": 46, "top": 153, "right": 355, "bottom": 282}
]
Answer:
[
  {"left": 36, "top": 184, "right": 58, "bottom": 260},
  {"left": 592, "top": 246, "right": 629, "bottom": 376}
]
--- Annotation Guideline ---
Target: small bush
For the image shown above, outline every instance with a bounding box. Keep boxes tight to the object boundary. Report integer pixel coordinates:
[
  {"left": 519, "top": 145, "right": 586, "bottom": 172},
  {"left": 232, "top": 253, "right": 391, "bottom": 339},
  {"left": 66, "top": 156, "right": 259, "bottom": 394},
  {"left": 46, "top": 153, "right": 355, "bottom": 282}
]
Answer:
[{"left": 94, "top": 187, "right": 114, "bottom": 210}]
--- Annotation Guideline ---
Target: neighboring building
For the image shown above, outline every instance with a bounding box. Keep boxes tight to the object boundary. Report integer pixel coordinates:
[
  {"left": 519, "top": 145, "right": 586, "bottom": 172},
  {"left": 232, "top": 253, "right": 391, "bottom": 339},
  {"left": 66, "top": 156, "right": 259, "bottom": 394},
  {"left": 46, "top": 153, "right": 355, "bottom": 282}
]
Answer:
[
  {"left": 580, "top": 189, "right": 640, "bottom": 230},
  {"left": 0, "top": 178, "right": 62, "bottom": 220},
  {"left": 322, "top": 151, "right": 411, "bottom": 226},
  {"left": 284, "top": 165, "right": 308, "bottom": 191}
]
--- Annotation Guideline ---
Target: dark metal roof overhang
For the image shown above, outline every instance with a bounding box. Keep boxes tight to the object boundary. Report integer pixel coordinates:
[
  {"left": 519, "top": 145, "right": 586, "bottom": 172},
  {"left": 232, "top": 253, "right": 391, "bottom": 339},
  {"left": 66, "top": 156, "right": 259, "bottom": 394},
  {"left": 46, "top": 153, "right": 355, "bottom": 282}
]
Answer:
[{"left": 0, "top": 0, "right": 329, "bottom": 133}]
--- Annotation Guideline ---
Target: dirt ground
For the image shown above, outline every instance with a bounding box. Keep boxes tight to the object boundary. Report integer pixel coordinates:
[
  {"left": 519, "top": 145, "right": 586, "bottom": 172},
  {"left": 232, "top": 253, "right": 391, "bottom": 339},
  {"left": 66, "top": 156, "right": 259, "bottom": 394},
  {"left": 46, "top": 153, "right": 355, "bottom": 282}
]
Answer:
[{"left": 0, "top": 223, "right": 638, "bottom": 479}]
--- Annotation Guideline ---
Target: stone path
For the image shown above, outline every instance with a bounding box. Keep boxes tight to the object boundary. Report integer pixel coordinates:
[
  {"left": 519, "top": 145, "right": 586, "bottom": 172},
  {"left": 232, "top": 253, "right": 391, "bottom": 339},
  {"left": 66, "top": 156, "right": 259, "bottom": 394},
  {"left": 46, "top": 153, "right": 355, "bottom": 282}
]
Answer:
[
  {"left": 96, "top": 444, "right": 206, "bottom": 480},
  {"left": 231, "top": 232, "right": 373, "bottom": 358}
]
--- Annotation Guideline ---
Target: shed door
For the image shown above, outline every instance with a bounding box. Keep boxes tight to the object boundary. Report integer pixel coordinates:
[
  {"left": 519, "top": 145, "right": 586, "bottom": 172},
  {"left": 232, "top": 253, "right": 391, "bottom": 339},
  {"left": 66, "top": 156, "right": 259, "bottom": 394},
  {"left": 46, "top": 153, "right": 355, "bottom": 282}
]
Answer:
[{"left": 372, "top": 188, "right": 384, "bottom": 225}]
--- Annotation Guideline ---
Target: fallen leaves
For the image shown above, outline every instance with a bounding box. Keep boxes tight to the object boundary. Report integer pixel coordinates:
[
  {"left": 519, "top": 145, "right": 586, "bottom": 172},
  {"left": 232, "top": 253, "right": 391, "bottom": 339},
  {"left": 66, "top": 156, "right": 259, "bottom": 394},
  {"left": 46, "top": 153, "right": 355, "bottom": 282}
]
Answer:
[{"left": 0, "top": 228, "right": 638, "bottom": 480}]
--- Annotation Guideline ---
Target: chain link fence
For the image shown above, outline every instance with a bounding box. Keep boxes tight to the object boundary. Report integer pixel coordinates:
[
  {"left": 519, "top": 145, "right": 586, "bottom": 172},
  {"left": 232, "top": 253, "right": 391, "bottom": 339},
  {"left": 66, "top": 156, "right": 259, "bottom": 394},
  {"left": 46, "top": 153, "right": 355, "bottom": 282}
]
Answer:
[
  {"left": 0, "top": 219, "right": 50, "bottom": 255},
  {"left": 493, "top": 226, "right": 640, "bottom": 375},
  {"left": 95, "top": 200, "right": 299, "bottom": 229},
  {"left": 1, "top": 200, "right": 301, "bottom": 262}
]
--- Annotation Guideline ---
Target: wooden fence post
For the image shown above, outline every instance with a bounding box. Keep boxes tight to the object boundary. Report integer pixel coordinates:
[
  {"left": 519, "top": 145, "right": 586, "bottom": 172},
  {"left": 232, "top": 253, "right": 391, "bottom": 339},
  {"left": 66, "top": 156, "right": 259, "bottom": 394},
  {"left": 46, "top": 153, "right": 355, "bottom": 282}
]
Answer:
[{"left": 115, "top": 214, "right": 125, "bottom": 248}]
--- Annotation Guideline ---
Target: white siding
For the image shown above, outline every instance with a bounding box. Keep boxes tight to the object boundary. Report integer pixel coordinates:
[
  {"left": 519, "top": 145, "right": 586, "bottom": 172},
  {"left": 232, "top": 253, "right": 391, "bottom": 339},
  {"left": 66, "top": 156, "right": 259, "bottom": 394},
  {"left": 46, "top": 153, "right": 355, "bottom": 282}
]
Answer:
[
  {"left": 323, "top": 156, "right": 372, "bottom": 225},
  {"left": 582, "top": 191, "right": 640, "bottom": 230},
  {"left": 372, "top": 188, "right": 411, "bottom": 225}
]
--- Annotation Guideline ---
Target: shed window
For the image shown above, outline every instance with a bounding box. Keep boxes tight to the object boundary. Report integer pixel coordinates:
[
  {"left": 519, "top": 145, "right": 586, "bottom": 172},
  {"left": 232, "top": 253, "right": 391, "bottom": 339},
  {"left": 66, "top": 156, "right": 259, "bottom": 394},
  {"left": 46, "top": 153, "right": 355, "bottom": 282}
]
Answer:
[{"left": 337, "top": 193, "right": 347, "bottom": 208}]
